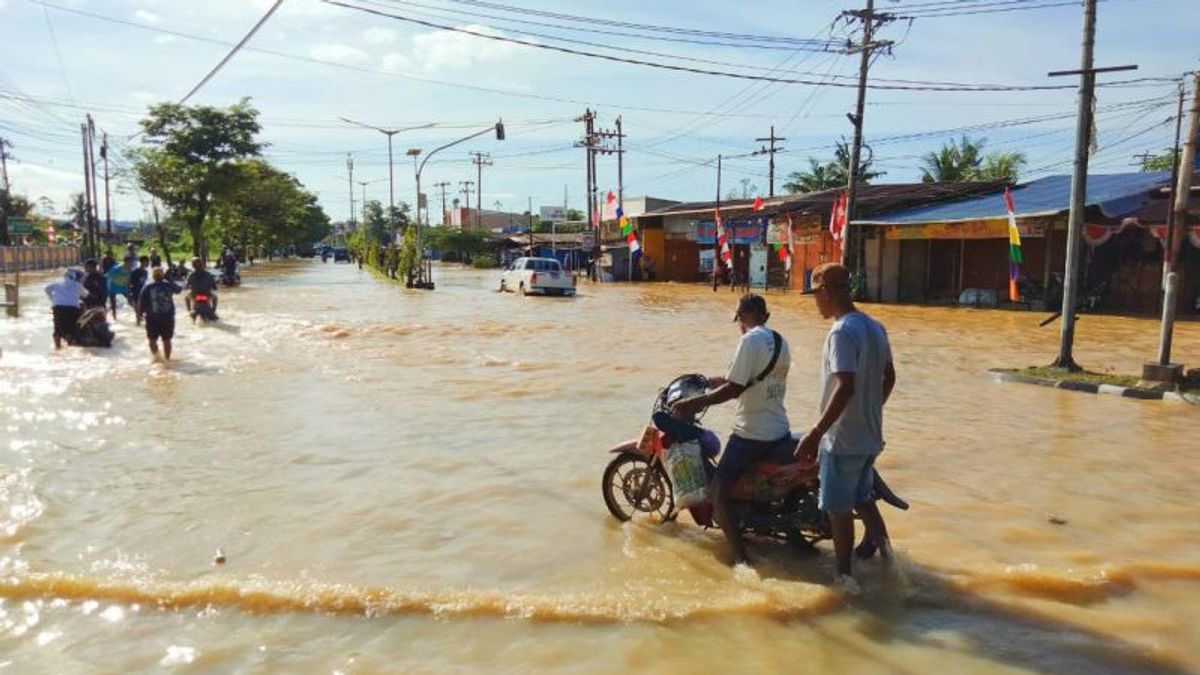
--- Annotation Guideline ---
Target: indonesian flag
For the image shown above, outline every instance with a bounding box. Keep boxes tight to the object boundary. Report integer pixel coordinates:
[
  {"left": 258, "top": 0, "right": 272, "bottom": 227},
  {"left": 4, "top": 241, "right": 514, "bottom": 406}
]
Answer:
[
  {"left": 48, "top": 223, "right": 57, "bottom": 244},
  {"left": 1003, "top": 187, "right": 1024, "bottom": 302},
  {"left": 606, "top": 190, "right": 615, "bottom": 204},
  {"left": 715, "top": 210, "right": 732, "bottom": 269},
  {"left": 753, "top": 196, "right": 764, "bottom": 212},
  {"left": 777, "top": 213, "right": 794, "bottom": 271},
  {"left": 829, "top": 192, "right": 847, "bottom": 242}
]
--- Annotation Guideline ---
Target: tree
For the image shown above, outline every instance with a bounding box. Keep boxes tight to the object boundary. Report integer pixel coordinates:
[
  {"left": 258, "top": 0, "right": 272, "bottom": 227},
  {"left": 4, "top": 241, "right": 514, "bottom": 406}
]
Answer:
[
  {"left": 133, "top": 99, "right": 263, "bottom": 258},
  {"left": 360, "top": 199, "right": 391, "bottom": 245},
  {"left": 566, "top": 208, "right": 583, "bottom": 221},
  {"left": 919, "top": 135, "right": 1025, "bottom": 183},
  {"left": 784, "top": 139, "right": 883, "bottom": 194},
  {"left": 1139, "top": 149, "right": 1176, "bottom": 172}
]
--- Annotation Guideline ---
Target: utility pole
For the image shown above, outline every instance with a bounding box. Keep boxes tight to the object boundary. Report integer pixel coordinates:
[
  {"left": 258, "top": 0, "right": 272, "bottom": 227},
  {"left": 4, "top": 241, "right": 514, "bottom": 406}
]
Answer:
[
  {"left": 459, "top": 180, "right": 475, "bottom": 228},
  {"left": 575, "top": 109, "right": 599, "bottom": 279},
  {"left": 0, "top": 136, "right": 11, "bottom": 246},
  {"left": 101, "top": 132, "right": 112, "bottom": 245},
  {"left": 594, "top": 116, "right": 627, "bottom": 278},
  {"left": 842, "top": 0, "right": 893, "bottom": 279},
  {"left": 1150, "top": 70, "right": 1199, "bottom": 378},
  {"left": 357, "top": 180, "right": 370, "bottom": 230},
  {"left": 346, "top": 153, "right": 355, "bottom": 229},
  {"left": 1047, "top": 0, "right": 1137, "bottom": 370},
  {"left": 465, "top": 150, "right": 489, "bottom": 228},
  {"left": 433, "top": 181, "right": 450, "bottom": 225},
  {"left": 754, "top": 126, "right": 786, "bottom": 196}
]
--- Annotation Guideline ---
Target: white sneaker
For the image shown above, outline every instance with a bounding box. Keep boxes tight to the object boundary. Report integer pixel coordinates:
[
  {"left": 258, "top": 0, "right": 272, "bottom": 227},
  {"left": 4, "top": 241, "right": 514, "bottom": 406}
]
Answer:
[{"left": 835, "top": 573, "right": 861, "bottom": 596}]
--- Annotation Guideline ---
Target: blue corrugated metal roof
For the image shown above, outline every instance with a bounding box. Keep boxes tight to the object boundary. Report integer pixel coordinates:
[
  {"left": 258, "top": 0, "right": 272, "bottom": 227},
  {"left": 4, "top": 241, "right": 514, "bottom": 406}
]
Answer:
[{"left": 856, "top": 171, "right": 1172, "bottom": 224}]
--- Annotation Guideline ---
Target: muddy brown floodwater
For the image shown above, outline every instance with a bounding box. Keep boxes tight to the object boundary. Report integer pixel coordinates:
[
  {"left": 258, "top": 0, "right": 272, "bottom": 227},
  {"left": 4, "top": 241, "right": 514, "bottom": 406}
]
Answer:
[{"left": 1, "top": 261, "right": 1198, "bottom": 673}]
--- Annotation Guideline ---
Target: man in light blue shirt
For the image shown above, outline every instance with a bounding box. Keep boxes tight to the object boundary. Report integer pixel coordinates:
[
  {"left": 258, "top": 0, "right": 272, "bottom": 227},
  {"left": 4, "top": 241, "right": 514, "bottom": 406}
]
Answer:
[{"left": 795, "top": 263, "right": 896, "bottom": 592}]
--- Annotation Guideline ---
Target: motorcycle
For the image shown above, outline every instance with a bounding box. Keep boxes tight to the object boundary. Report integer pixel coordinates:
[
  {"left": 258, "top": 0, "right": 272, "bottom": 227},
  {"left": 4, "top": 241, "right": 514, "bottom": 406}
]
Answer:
[
  {"left": 191, "top": 293, "right": 218, "bottom": 323},
  {"left": 601, "top": 374, "right": 907, "bottom": 550},
  {"left": 219, "top": 269, "right": 241, "bottom": 287},
  {"left": 69, "top": 306, "right": 114, "bottom": 348}
]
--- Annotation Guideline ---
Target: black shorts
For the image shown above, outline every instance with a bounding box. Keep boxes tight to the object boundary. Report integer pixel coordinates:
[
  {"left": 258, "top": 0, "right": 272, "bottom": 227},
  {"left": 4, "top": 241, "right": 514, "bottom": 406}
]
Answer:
[
  {"left": 52, "top": 305, "right": 80, "bottom": 339},
  {"left": 145, "top": 314, "right": 175, "bottom": 341}
]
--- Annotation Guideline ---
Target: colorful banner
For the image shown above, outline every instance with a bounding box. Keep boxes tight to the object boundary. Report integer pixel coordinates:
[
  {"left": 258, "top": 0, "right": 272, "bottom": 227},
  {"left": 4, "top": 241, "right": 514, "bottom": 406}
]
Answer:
[
  {"left": 697, "top": 218, "right": 767, "bottom": 245},
  {"left": 884, "top": 219, "right": 1044, "bottom": 241}
]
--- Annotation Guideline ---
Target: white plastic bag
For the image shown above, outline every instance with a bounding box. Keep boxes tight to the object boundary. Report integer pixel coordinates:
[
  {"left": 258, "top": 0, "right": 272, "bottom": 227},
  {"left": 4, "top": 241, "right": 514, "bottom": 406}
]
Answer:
[{"left": 663, "top": 440, "right": 707, "bottom": 510}]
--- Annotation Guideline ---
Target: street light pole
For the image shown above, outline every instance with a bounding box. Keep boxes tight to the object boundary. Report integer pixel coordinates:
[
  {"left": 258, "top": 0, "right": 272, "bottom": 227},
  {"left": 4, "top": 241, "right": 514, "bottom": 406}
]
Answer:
[
  {"left": 411, "top": 120, "right": 506, "bottom": 289},
  {"left": 339, "top": 118, "right": 435, "bottom": 232}
]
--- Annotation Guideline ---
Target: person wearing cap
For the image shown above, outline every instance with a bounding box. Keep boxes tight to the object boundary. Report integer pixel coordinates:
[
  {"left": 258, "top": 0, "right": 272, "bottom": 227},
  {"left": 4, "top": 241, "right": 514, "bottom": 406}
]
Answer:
[
  {"left": 794, "top": 262, "right": 896, "bottom": 592},
  {"left": 138, "top": 266, "right": 182, "bottom": 360},
  {"left": 671, "top": 293, "right": 791, "bottom": 566},
  {"left": 44, "top": 269, "right": 88, "bottom": 349}
]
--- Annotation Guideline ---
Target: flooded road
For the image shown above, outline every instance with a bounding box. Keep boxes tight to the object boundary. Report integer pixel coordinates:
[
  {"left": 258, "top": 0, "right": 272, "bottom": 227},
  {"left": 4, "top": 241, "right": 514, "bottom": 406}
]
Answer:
[{"left": 2, "top": 261, "right": 1198, "bottom": 673}]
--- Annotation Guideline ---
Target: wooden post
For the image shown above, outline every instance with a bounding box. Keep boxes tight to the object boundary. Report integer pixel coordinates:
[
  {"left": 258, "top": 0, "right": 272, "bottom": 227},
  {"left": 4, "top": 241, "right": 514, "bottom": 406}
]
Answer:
[{"left": 958, "top": 237, "right": 966, "bottom": 298}]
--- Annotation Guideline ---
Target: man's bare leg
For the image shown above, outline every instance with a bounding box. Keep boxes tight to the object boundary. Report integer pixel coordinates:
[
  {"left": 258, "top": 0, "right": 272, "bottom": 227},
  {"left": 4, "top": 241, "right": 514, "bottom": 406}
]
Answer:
[
  {"left": 829, "top": 511, "right": 855, "bottom": 577},
  {"left": 709, "top": 480, "right": 748, "bottom": 564},
  {"left": 162, "top": 337, "right": 172, "bottom": 361},
  {"left": 855, "top": 501, "right": 892, "bottom": 560}
]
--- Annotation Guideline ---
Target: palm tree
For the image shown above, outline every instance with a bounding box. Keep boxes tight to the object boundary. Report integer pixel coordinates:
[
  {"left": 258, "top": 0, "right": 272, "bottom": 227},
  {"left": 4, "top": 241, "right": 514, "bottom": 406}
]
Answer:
[
  {"left": 66, "top": 193, "right": 87, "bottom": 228},
  {"left": 784, "top": 139, "right": 884, "bottom": 194},
  {"left": 920, "top": 135, "right": 987, "bottom": 182},
  {"left": 977, "top": 151, "right": 1027, "bottom": 182}
]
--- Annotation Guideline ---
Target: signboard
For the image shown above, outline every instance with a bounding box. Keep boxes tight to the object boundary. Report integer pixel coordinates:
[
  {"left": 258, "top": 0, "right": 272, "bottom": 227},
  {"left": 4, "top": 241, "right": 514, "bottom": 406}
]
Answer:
[
  {"left": 7, "top": 218, "right": 33, "bottom": 235},
  {"left": 539, "top": 206, "right": 566, "bottom": 223},
  {"left": 884, "top": 218, "right": 1044, "bottom": 241},
  {"left": 418, "top": 192, "right": 427, "bottom": 209},
  {"left": 696, "top": 217, "right": 766, "bottom": 245},
  {"left": 580, "top": 229, "right": 597, "bottom": 250},
  {"left": 699, "top": 248, "right": 714, "bottom": 273},
  {"left": 766, "top": 218, "right": 791, "bottom": 246}
]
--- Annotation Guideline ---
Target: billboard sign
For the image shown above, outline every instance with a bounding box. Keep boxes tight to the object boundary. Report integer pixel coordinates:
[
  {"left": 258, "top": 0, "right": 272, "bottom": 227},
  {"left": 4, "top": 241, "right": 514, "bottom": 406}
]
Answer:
[{"left": 539, "top": 206, "right": 567, "bottom": 223}]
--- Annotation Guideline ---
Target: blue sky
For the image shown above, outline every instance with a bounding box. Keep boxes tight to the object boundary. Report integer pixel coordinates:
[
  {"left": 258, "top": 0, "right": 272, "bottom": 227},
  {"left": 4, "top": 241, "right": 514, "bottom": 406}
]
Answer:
[{"left": 1, "top": 0, "right": 1196, "bottom": 224}]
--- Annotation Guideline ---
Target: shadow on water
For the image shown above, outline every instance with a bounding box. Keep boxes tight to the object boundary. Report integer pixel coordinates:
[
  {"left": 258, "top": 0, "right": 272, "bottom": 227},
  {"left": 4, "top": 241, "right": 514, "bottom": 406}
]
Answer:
[
  {"left": 730, "top": 538, "right": 1188, "bottom": 675},
  {"left": 206, "top": 322, "right": 242, "bottom": 335}
]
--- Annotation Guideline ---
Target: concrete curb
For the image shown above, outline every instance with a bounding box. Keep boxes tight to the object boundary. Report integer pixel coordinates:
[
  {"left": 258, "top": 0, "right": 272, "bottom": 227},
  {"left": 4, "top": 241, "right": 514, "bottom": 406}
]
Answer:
[{"left": 989, "top": 369, "right": 1199, "bottom": 406}]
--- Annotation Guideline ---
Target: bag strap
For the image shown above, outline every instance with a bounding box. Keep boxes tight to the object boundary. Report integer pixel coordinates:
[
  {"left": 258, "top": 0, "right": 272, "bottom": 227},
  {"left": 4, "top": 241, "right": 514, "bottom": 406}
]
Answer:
[{"left": 747, "top": 330, "right": 782, "bottom": 387}]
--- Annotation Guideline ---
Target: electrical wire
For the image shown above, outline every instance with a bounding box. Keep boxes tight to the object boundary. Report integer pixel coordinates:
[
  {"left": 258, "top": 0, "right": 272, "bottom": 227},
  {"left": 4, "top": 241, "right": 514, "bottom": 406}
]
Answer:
[{"left": 179, "top": 0, "right": 283, "bottom": 104}]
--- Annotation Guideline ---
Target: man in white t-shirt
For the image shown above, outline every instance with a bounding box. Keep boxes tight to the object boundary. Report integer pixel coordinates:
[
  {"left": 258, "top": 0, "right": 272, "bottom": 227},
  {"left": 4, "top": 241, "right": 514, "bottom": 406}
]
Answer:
[
  {"left": 672, "top": 294, "right": 790, "bottom": 565},
  {"left": 795, "top": 262, "right": 896, "bottom": 592}
]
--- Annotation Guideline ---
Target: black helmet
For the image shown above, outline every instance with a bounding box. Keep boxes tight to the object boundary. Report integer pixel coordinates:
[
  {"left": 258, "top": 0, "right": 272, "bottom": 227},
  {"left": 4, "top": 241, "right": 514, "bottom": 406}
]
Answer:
[{"left": 653, "top": 373, "right": 709, "bottom": 417}]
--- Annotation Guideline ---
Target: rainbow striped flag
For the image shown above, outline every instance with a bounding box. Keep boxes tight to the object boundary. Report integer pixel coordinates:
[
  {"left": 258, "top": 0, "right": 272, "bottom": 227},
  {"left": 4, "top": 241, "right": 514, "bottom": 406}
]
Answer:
[{"left": 1003, "top": 187, "right": 1023, "bottom": 302}]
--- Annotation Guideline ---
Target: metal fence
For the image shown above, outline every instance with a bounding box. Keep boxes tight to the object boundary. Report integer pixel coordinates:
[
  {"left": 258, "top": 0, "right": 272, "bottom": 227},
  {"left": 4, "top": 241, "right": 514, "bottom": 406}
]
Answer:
[{"left": 0, "top": 246, "right": 83, "bottom": 274}]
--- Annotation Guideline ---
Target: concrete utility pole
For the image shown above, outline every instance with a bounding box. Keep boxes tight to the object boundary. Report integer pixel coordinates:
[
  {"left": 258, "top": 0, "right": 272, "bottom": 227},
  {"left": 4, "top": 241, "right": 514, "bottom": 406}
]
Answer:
[
  {"left": 357, "top": 180, "right": 370, "bottom": 228},
  {"left": 459, "top": 180, "right": 475, "bottom": 227},
  {"left": 575, "top": 109, "right": 599, "bottom": 279},
  {"left": 470, "top": 151, "right": 492, "bottom": 230},
  {"left": 1047, "top": 0, "right": 1137, "bottom": 370},
  {"left": 100, "top": 132, "right": 112, "bottom": 247},
  {"left": 346, "top": 153, "right": 355, "bottom": 229},
  {"left": 433, "top": 181, "right": 450, "bottom": 225},
  {"left": 842, "top": 0, "right": 893, "bottom": 278},
  {"left": 1150, "top": 70, "right": 1200, "bottom": 379},
  {"left": 754, "top": 126, "right": 786, "bottom": 197},
  {"left": 0, "top": 136, "right": 11, "bottom": 246},
  {"left": 594, "top": 117, "right": 627, "bottom": 277}
]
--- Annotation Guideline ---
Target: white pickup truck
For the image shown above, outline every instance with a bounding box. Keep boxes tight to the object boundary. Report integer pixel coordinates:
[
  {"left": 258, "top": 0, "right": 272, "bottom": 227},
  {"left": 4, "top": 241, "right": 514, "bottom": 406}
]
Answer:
[{"left": 499, "top": 257, "right": 576, "bottom": 296}]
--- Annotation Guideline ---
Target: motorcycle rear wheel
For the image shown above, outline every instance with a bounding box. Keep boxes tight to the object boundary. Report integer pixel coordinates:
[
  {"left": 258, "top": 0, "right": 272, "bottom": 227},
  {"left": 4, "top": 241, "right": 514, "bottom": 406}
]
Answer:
[{"left": 602, "top": 453, "right": 674, "bottom": 522}]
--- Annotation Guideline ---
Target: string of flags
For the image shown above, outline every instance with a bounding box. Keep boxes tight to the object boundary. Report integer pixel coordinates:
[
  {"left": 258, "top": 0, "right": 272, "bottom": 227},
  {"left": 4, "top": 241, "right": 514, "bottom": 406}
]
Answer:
[{"left": 607, "top": 190, "right": 640, "bottom": 257}]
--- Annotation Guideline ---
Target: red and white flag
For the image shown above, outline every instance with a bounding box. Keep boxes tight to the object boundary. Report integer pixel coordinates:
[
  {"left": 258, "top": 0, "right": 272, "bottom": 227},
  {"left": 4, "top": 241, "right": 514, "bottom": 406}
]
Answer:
[
  {"left": 752, "top": 196, "right": 764, "bottom": 212},
  {"left": 48, "top": 223, "right": 57, "bottom": 244},
  {"left": 715, "top": 210, "right": 732, "bottom": 269},
  {"left": 829, "top": 192, "right": 847, "bottom": 242}
]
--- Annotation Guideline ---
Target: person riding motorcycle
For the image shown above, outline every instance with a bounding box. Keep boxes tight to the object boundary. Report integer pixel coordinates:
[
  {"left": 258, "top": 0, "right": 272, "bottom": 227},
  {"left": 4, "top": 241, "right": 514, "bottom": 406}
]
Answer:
[
  {"left": 185, "top": 257, "right": 219, "bottom": 320},
  {"left": 670, "top": 294, "right": 791, "bottom": 566}
]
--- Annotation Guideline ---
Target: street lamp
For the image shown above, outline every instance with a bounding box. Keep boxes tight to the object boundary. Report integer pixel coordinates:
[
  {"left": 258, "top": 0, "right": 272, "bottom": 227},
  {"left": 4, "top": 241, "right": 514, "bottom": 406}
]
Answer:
[
  {"left": 339, "top": 118, "right": 435, "bottom": 229},
  {"left": 410, "top": 120, "right": 506, "bottom": 290},
  {"left": 405, "top": 148, "right": 422, "bottom": 227}
]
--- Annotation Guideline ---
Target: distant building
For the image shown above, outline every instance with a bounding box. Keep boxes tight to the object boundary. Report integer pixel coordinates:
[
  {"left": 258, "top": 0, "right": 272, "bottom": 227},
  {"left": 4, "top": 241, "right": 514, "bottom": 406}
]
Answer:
[{"left": 446, "top": 207, "right": 532, "bottom": 231}]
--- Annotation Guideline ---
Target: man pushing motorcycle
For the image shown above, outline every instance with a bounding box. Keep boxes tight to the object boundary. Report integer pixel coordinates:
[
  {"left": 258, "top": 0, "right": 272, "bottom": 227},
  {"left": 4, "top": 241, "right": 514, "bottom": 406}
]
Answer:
[
  {"left": 670, "top": 293, "right": 791, "bottom": 566},
  {"left": 794, "top": 262, "right": 896, "bottom": 593}
]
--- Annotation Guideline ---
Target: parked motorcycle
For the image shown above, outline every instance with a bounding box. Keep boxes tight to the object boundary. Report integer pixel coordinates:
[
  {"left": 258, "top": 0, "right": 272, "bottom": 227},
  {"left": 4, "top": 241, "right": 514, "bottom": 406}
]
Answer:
[
  {"left": 191, "top": 293, "right": 218, "bottom": 323},
  {"left": 600, "top": 374, "right": 907, "bottom": 549}
]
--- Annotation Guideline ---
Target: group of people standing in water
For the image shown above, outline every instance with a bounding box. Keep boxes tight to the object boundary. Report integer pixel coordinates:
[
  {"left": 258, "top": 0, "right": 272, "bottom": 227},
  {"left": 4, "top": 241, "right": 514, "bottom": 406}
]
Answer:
[{"left": 43, "top": 244, "right": 225, "bottom": 361}]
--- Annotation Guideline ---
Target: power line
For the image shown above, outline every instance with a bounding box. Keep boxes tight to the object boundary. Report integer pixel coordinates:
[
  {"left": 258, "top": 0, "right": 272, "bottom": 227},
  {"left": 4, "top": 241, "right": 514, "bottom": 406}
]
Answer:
[
  {"left": 179, "top": 0, "right": 283, "bottom": 103},
  {"left": 323, "top": 0, "right": 1170, "bottom": 92}
]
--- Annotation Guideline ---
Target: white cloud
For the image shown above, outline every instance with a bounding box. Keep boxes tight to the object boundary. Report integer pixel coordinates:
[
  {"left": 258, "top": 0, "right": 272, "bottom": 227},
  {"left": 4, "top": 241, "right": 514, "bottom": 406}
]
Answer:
[
  {"left": 363, "top": 27, "right": 396, "bottom": 45},
  {"left": 153, "top": 34, "right": 177, "bottom": 45},
  {"left": 380, "top": 25, "right": 525, "bottom": 74},
  {"left": 134, "top": 9, "right": 162, "bottom": 25},
  {"left": 309, "top": 43, "right": 370, "bottom": 66}
]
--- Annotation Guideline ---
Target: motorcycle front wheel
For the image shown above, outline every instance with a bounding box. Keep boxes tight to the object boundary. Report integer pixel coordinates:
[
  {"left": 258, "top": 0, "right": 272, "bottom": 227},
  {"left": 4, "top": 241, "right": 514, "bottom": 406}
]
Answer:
[{"left": 602, "top": 452, "right": 674, "bottom": 522}]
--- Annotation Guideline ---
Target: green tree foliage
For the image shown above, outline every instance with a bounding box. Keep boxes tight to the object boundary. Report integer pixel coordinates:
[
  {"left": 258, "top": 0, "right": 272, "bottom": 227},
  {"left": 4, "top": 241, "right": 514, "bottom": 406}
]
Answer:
[
  {"left": 211, "top": 160, "right": 330, "bottom": 251},
  {"left": 133, "top": 99, "right": 263, "bottom": 257},
  {"left": 784, "top": 139, "right": 884, "bottom": 194},
  {"left": 1139, "top": 149, "right": 1176, "bottom": 172},
  {"left": 426, "top": 227, "right": 490, "bottom": 260},
  {"left": 919, "top": 135, "right": 1026, "bottom": 183}
]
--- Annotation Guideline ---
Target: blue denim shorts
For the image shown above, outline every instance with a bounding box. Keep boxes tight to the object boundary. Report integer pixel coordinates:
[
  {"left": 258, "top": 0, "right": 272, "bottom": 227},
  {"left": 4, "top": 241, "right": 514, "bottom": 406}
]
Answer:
[
  {"left": 818, "top": 451, "right": 876, "bottom": 513},
  {"left": 714, "top": 434, "right": 792, "bottom": 486}
]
